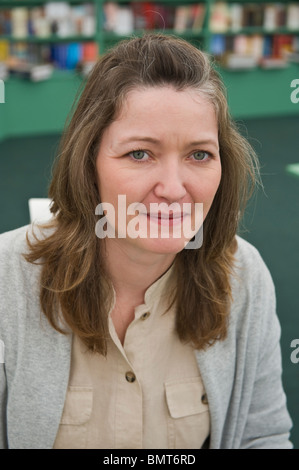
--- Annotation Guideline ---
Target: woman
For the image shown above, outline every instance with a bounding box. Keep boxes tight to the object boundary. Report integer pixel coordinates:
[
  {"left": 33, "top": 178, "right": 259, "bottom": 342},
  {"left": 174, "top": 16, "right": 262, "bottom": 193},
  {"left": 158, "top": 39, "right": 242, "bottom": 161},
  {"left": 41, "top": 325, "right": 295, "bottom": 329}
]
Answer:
[{"left": 0, "top": 34, "right": 293, "bottom": 449}]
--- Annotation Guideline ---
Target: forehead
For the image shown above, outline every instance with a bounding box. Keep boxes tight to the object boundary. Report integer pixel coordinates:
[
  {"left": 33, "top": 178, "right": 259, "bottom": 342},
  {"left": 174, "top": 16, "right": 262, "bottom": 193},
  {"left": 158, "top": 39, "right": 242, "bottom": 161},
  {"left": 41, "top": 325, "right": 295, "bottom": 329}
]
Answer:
[
  {"left": 99, "top": 86, "right": 219, "bottom": 155},
  {"left": 120, "top": 85, "right": 213, "bottom": 110},
  {"left": 114, "top": 86, "right": 218, "bottom": 131}
]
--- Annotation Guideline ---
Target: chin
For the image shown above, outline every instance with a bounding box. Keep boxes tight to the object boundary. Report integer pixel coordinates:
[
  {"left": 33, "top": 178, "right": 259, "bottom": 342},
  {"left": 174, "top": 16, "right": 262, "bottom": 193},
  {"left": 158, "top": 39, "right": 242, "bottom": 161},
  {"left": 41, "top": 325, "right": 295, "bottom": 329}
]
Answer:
[{"left": 134, "top": 237, "right": 189, "bottom": 255}]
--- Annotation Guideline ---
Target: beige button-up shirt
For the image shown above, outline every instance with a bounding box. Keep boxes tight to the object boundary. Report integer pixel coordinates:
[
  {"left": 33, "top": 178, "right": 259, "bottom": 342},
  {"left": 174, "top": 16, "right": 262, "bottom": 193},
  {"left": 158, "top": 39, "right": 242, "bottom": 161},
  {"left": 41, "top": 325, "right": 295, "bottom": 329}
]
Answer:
[{"left": 53, "top": 267, "right": 210, "bottom": 449}]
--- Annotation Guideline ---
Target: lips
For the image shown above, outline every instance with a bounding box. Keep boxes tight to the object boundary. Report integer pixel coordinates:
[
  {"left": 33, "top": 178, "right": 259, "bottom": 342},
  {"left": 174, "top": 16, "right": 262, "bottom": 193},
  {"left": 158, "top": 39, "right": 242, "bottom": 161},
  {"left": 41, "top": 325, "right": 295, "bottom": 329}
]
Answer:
[
  {"left": 149, "top": 213, "right": 184, "bottom": 219},
  {"left": 142, "top": 211, "right": 191, "bottom": 227}
]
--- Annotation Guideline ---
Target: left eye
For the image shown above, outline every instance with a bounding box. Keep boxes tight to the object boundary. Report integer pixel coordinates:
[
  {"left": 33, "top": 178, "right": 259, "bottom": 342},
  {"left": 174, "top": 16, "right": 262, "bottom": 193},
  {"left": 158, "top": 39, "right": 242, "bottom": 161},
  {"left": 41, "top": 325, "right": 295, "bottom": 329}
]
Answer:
[
  {"left": 130, "top": 150, "right": 149, "bottom": 161},
  {"left": 191, "top": 151, "right": 210, "bottom": 161}
]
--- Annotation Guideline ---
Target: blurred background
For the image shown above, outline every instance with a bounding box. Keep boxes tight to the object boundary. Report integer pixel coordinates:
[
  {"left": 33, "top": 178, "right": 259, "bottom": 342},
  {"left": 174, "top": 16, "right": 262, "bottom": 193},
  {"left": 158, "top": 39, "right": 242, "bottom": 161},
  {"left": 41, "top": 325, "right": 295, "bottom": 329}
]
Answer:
[{"left": 0, "top": 0, "right": 298, "bottom": 448}]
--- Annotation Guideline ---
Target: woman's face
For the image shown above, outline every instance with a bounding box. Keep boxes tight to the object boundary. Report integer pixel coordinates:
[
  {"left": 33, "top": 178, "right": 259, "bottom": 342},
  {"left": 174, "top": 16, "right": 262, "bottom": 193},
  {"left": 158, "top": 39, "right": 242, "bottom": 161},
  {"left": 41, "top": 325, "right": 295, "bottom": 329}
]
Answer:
[{"left": 95, "top": 86, "right": 221, "bottom": 256}]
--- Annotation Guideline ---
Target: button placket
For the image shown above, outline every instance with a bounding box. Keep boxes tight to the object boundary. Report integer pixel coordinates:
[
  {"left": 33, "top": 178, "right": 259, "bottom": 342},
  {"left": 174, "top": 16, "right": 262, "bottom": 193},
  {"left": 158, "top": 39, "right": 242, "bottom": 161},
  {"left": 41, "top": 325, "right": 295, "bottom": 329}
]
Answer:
[{"left": 116, "top": 357, "right": 142, "bottom": 448}]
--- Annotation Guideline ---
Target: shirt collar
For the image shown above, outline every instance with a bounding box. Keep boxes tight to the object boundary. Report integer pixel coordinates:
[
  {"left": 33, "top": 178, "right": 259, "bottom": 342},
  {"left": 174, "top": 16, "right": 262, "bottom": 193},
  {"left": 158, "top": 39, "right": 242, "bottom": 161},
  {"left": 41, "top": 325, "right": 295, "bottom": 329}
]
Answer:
[
  {"left": 144, "top": 263, "right": 175, "bottom": 312},
  {"left": 108, "top": 262, "right": 176, "bottom": 316}
]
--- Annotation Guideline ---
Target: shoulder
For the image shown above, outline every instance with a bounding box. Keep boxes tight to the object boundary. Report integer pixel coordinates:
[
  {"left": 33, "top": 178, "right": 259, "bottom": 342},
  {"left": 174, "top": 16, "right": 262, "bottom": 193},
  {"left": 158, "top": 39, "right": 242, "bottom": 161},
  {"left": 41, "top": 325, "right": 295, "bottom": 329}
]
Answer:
[
  {"left": 234, "top": 235, "right": 269, "bottom": 270},
  {"left": 0, "top": 224, "right": 47, "bottom": 312},
  {"left": 230, "top": 236, "right": 277, "bottom": 334},
  {"left": 0, "top": 223, "right": 36, "bottom": 283},
  {"left": 233, "top": 235, "right": 274, "bottom": 291},
  {"left": 0, "top": 225, "right": 42, "bottom": 278},
  {"left": 0, "top": 225, "right": 31, "bottom": 258},
  {"left": 0, "top": 224, "right": 55, "bottom": 348},
  {"left": 0, "top": 224, "right": 30, "bottom": 247},
  {"left": 0, "top": 223, "right": 53, "bottom": 260},
  {"left": 0, "top": 225, "right": 32, "bottom": 280}
]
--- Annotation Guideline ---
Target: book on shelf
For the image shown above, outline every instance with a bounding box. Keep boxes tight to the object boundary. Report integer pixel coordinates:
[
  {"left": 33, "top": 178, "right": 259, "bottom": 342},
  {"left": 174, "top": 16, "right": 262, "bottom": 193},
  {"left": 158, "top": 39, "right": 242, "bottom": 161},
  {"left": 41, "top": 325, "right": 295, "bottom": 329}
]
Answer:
[
  {"left": 242, "top": 4, "right": 263, "bottom": 27},
  {"left": 11, "top": 8, "right": 29, "bottom": 39},
  {"left": 209, "top": 2, "right": 230, "bottom": 33},
  {"left": 0, "top": 10, "right": 11, "bottom": 35},
  {"left": 113, "top": 6, "right": 134, "bottom": 35},
  {"left": 174, "top": 4, "right": 206, "bottom": 33},
  {"left": 131, "top": 2, "right": 160, "bottom": 30},
  {"left": 103, "top": 2, "right": 206, "bottom": 34},
  {"left": 75, "top": 41, "right": 98, "bottom": 76},
  {"left": 260, "top": 57, "right": 289, "bottom": 68},
  {"left": 193, "top": 4, "right": 206, "bottom": 31},
  {"left": 209, "top": 2, "right": 299, "bottom": 33},
  {"left": 0, "top": 3, "right": 96, "bottom": 39},
  {"left": 104, "top": 2, "right": 135, "bottom": 33},
  {"left": 221, "top": 53, "right": 259, "bottom": 70},
  {"left": 288, "top": 52, "right": 299, "bottom": 63},
  {"left": 229, "top": 4, "right": 243, "bottom": 32},
  {"left": 172, "top": 5, "right": 188, "bottom": 32},
  {"left": 264, "top": 4, "right": 281, "bottom": 31},
  {"left": 210, "top": 34, "right": 226, "bottom": 56},
  {"left": 131, "top": 2, "right": 148, "bottom": 30},
  {"left": 211, "top": 32, "right": 294, "bottom": 69},
  {"left": 0, "top": 40, "right": 9, "bottom": 62},
  {"left": 288, "top": 35, "right": 299, "bottom": 61},
  {"left": 286, "top": 3, "right": 299, "bottom": 30},
  {"left": 50, "top": 41, "right": 98, "bottom": 69},
  {"left": 9, "top": 63, "right": 54, "bottom": 82},
  {"left": 0, "top": 61, "right": 8, "bottom": 81},
  {"left": 1, "top": 39, "right": 98, "bottom": 80},
  {"left": 103, "top": 2, "right": 119, "bottom": 32}
]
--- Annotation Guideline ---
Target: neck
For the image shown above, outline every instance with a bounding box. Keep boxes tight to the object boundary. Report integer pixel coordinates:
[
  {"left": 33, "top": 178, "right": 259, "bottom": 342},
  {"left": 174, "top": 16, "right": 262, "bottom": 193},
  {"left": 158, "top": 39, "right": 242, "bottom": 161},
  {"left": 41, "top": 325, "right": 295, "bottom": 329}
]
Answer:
[{"left": 102, "top": 239, "right": 176, "bottom": 302}]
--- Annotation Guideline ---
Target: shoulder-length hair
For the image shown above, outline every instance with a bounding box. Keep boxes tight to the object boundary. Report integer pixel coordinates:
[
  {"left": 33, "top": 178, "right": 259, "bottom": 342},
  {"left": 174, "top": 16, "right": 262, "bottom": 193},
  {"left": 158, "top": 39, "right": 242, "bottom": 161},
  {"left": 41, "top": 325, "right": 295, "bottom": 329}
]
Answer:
[{"left": 25, "top": 33, "right": 259, "bottom": 355}]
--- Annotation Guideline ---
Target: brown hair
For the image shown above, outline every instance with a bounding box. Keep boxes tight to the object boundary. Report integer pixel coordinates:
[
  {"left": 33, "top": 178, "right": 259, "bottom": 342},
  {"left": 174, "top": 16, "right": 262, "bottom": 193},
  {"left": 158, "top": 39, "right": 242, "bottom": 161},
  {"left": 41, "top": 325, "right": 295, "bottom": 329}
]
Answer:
[{"left": 25, "top": 34, "right": 259, "bottom": 354}]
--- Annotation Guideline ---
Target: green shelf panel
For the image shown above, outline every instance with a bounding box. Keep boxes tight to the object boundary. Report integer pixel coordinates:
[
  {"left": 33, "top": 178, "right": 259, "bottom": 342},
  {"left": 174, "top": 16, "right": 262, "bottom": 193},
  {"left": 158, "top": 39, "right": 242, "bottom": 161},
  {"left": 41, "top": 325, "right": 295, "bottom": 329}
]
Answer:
[
  {"left": 1, "top": 62, "right": 299, "bottom": 142},
  {"left": 1, "top": 0, "right": 299, "bottom": 141},
  {"left": 0, "top": 72, "right": 83, "bottom": 140},
  {"left": 217, "top": 63, "right": 299, "bottom": 119}
]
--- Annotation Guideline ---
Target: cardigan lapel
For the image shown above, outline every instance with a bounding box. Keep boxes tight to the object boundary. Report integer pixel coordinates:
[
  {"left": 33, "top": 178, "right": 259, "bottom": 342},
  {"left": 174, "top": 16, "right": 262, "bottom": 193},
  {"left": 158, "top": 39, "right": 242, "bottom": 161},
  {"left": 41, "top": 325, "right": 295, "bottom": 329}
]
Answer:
[
  {"left": 8, "top": 329, "right": 72, "bottom": 449},
  {"left": 194, "top": 333, "right": 237, "bottom": 449}
]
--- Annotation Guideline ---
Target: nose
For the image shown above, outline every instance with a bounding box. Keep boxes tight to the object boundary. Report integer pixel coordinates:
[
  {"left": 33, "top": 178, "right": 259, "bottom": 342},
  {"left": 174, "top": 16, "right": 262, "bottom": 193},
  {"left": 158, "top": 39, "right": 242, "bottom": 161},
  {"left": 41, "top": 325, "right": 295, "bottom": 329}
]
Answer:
[{"left": 153, "top": 159, "right": 187, "bottom": 202}]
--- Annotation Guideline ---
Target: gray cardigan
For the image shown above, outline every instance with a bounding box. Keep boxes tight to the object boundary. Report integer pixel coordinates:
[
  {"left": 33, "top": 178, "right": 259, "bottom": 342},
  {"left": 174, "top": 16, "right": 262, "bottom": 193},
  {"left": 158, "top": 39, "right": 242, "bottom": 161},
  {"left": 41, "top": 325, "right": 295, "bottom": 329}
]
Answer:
[{"left": 0, "top": 225, "right": 293, "bottom": 449}]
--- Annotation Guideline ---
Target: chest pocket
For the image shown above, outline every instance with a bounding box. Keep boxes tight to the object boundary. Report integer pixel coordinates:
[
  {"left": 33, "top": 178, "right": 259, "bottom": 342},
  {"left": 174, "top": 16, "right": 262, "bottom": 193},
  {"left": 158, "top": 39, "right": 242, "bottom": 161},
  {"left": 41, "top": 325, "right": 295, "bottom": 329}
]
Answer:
[
  {"left": 165, "top": 377, "right": 210, "bottom": 449},
  {"left": 53, "top": 386, "right": 93, "bottom": 449}
]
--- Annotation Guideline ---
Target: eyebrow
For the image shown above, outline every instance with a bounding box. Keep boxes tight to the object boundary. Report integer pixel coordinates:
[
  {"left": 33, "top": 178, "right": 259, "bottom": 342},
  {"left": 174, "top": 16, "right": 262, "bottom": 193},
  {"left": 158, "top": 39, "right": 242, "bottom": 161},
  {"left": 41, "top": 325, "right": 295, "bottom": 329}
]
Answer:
[
  {"left": 120, "top": 136, "right": 160, "bottom": 145},
  {"left": 119, "top": 136, "right": 219, "bottom": 149}
]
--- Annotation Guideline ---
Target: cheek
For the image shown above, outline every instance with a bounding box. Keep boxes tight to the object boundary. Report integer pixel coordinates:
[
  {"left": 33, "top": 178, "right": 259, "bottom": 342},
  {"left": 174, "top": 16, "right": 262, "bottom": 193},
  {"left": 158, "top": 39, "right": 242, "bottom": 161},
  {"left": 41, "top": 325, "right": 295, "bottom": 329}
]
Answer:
[
  {"left": 96, "top": 160, "right": 118, "bottom": 200},
  {"left": 96, "top": 166, "right": 142, "bottom": 205},
  {"left": 194, "top": 172, "right": 222, "bottom": 203},
  {"left": 95, "top": 160, "right": 103, "bottom": 194},
  {"left": 209, "top": 172, "right": 222, "bottom": 199}
]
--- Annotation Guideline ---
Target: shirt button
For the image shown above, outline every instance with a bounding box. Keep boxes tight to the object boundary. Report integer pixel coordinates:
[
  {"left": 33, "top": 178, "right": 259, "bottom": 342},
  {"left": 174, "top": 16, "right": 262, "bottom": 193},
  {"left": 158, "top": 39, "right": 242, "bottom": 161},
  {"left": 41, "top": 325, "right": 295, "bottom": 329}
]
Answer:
[
  {"left": 141, "top": 312, "right": 150, "bottom": 320},
  {"left": 201, "top": 393, "right": 208, "bottom": 405},
  {"left": 125, "top": 371, "right": 136, "bottom": 383}
]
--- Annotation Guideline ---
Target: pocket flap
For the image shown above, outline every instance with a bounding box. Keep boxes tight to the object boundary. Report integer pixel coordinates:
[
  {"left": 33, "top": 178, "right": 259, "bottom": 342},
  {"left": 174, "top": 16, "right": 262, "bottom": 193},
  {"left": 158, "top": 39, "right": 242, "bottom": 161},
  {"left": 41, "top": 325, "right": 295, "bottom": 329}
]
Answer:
[
  {"left": 60, "top": 386, "right": 93, "bottom": 425},
  {"left": 165, "top": 377, "right": 208, "bottom": 419}
]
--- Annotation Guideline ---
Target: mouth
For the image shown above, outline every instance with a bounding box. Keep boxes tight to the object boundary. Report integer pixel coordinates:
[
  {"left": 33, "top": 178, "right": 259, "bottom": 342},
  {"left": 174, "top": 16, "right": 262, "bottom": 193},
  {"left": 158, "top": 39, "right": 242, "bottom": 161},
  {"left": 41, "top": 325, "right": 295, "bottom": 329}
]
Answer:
[
  {"left": 150, "top": 213, "right": 182, "bottom": 219},
  {"left": 143, "top": 212, "right": 191, "bottom": 226}
]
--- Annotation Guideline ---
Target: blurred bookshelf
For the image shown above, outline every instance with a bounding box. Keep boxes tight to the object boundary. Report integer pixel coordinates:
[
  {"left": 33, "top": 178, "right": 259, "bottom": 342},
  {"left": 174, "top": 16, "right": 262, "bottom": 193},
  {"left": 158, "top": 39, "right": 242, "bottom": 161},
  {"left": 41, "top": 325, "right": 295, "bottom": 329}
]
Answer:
[{"left": 1, "top": 0, "right": 299, "bottom": 141}]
